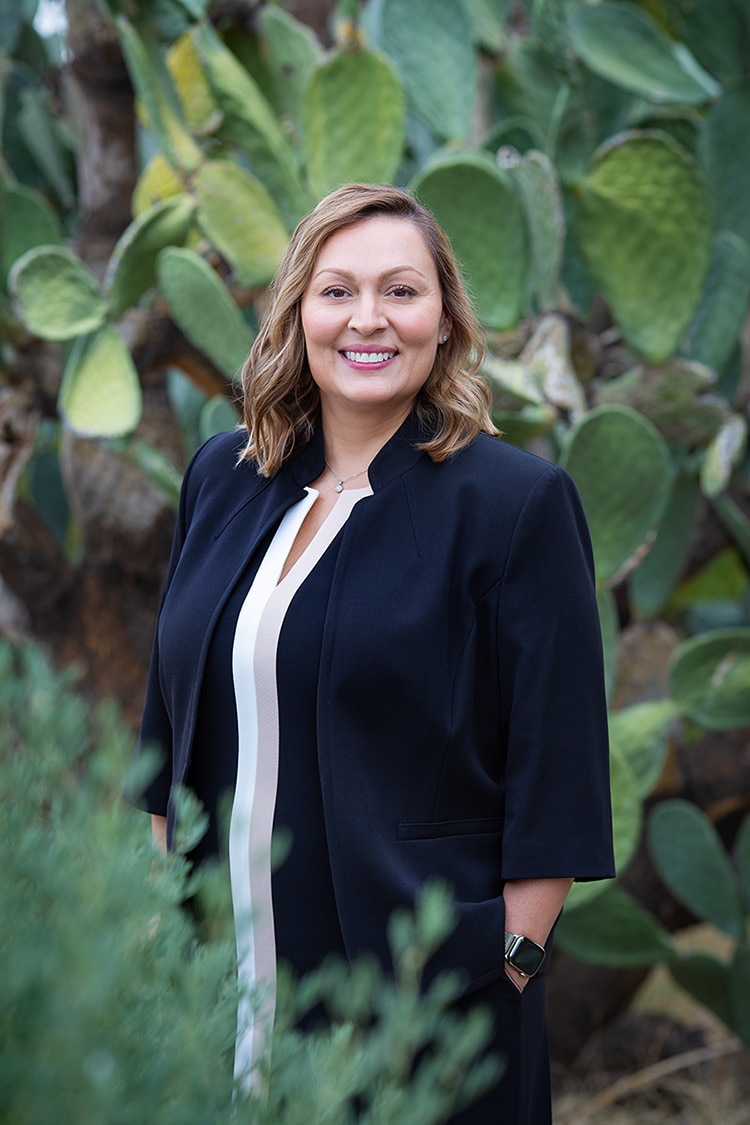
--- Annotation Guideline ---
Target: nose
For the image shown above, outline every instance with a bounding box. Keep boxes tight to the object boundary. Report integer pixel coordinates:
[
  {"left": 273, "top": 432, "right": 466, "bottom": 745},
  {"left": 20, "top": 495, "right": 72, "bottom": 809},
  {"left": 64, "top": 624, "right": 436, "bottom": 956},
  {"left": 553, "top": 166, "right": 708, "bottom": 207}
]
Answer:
[{"left": 348, "top": 292, "right": 387, "bottom": 335}]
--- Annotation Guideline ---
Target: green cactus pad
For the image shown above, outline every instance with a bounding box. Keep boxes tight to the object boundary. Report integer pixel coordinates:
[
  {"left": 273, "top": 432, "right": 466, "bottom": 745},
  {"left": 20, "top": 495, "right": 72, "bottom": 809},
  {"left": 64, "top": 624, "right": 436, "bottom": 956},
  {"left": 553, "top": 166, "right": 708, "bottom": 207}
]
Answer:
[
  {"left": 630, "top": 475, "right": 700, "bottom": 619},
  {"left": 378, "top": 0, "right": 477, "bottom": 141},
  {"left": 58, "top": 324, "right": 142, "bottom": 437},
  {"left": 701, "top": 414, "right": 748, "bottom": 500},
  {"left": 610, "top": 700, "right": 679, "bottom": 801},
  {"left": 649, "top": 799, "right": 746, "bottom": 939},
  {"left": 157, "top": 246, "right": 253, "bottom": 379},
  {"left": 462, "top": 0, "right": 509, "bottom": 53},
  {"left": 104, "top": 195, "right": 196, "bottom": 320},
  {"left": 258, "top": 5, "right": 322, "bottom": 131},
  {"left": 698, "top": 89, "right": 750, "bottom": 248},
  {"left": 193, "top": 160, "right": 289, "bottom": 287},
  {"left": 670, "top": 627, "right": 750, "bottom": 731},
  {"left": 128, "top": 441, "right": 182, "bottom": 509},
  {"left": 609, "top": 737, "right": 643, "bottom": 884},
  {"left": 132, "top": 153, "right": 185, "bottom": 216},
  {"left": 192, "top": 22, "right": 310, "bottom": 226},
  {"left": 199, "top": 395, "right": 240, "bottom": 442},
  {"left": 669, "top": 953, "right": 734, "bottom": 1033},
  {"left": 116, "top": 16, "right": 201, "bottom": 174},
  {"left": 167, "top": 31, "right": 221, "bottom": 136},
  {"left": 555, "top": 884, "right": 676, "bottom": 966},
  {"left": 303, "top": 47, "right": 405, "bottom": 198},
  {"left": 570, "top": 2, "right": 720, "bottom": 106},
  {"left": 9, "top": 246, "right": 107, "bottom": 341},
  {"left": 662, "top": 0, "right": 749, "bottom": 87},
  {"left": 576, "top": 131, "right": 712, "bottom": 362},
  {"left": 559, "top": 404, "right": 672, "bottom": 584},
  {"left": 412, "top": 153, "right": 527, "bottom": 330},
  {"left": 499, "top": 148, "right": 564, "bottom": 310},
  {"left": 682, "top": 231, "right": 750, "bottom": 375},
  {"left": 1, "top": 184, "right": 64, "bottom": 280}
]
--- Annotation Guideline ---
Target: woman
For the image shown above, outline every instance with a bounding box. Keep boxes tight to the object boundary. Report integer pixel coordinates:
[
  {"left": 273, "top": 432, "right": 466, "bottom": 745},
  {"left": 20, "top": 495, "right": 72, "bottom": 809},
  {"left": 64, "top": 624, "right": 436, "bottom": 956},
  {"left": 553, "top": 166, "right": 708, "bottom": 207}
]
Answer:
[{"left": 131, "top": 183, "right": 614, "bottom": 1122}]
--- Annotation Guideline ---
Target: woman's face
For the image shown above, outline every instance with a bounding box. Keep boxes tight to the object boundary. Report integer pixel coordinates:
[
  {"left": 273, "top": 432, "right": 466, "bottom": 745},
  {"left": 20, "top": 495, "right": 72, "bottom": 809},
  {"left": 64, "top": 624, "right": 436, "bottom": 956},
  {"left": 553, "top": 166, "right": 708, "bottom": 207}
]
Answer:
[{"left": 300, "top": 215, "right": 450, "bottom": 421}]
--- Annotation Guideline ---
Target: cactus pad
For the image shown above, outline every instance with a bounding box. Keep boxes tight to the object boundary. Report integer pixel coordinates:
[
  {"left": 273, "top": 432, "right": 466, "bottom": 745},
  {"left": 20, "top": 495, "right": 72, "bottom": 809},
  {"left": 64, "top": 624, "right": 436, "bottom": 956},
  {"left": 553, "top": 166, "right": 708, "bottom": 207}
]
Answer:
[
  {"left": 682, "top": 231, "right": 750, "bottom": 375},
  {"left": 116, "top": 16, "right": 201, "bottom": 174},
  {"left": 1, "top": 184, "right": 63, "bottom": 280},
  {"left": 559, "top": 404, "right": 672, "bottom": 583},
  {"left": 576, "top": 131, "right": 712, "bottom": 362},
  {"left": 670, "top": 628, "right": 750, "bottom": 732},
  {"left": 194, "top": 160, "right": 289, "bottom": 287},
  {"left": 649, "top": 800, "right": 746, "bottom": 938},
  {"left": 105, "top": 195, "right": 196, "bottom": 320},
  {"left": 499, "top": 148, "right": 564, "bottom": 310},
  {"left": 303, "top": 47, "right": 405, "bottom": 198},
  {"left": 58, "top": 324, "right": 142, "bottom": 437},
  {"left": 570, "top": 2, "right": 720, "bottom": 106},
  {"left": 378, "top": 0, "right": 477, "bottom": 141},
  {"left": 192, "top": 21, "right": 310, "bottom": 226},
  {"left": 157, "top": 246, "right": 253, "bottom": 379},
  {"left": 9, "top": 246, "right": 107, "bottom": 340},
  {"left": 412, "top": 153, "right": 527, "bottom": 330},
  {"left": 630, "top": 475, "right": 700, "bottom": 618}
]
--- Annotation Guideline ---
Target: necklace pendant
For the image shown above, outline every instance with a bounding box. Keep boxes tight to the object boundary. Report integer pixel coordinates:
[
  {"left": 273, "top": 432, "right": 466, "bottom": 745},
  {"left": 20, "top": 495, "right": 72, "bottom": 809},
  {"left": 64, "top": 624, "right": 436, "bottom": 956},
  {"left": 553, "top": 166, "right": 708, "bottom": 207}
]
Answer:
[{"left": 335, "top": 482, "right": 343, "bottom": 493}]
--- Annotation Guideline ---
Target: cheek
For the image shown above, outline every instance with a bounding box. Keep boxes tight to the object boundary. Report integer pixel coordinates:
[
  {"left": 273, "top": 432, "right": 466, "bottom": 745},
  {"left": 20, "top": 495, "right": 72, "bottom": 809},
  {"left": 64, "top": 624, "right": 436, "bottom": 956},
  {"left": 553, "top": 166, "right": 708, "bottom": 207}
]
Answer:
[{"left": 302, "top": 306, "right": 341, "bottom": 347}]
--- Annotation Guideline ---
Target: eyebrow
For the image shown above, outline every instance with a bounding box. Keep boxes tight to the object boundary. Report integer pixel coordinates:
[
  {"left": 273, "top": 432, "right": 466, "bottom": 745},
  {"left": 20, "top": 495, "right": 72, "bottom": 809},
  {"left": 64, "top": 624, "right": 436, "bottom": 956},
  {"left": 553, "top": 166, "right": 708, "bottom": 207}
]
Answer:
[{"left": 311, "top": 265, "right": 430, "bottom": 283}]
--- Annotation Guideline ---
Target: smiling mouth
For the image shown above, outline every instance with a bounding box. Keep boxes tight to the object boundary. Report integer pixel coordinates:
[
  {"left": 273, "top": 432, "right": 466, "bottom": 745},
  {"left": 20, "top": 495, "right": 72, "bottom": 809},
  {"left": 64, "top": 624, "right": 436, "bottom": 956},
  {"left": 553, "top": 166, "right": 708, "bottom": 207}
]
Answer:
[{"left": 342, "top": 350, "right": 397, "bottom": 364}]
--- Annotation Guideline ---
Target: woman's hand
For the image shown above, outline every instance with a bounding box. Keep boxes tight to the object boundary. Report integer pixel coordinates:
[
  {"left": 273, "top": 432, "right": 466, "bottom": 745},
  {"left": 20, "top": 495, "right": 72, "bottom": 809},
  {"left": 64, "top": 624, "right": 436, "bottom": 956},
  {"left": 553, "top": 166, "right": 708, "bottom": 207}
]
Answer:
[
  {"left": 504, "top": 962, "right": 529, "bottom": 993},
  {"left": 151, "top": 814, "right": 168, "bottom": 854},
  {"left": 503, "top": 876, "right": 574, "bottom": 990}
]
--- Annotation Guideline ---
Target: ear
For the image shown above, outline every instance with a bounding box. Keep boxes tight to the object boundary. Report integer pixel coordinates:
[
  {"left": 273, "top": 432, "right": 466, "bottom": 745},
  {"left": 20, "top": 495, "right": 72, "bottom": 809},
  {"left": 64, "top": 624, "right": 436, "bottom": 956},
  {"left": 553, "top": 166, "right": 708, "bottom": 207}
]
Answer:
[{"left": 439, "top": 315, "right": 452, "bottom": 342}]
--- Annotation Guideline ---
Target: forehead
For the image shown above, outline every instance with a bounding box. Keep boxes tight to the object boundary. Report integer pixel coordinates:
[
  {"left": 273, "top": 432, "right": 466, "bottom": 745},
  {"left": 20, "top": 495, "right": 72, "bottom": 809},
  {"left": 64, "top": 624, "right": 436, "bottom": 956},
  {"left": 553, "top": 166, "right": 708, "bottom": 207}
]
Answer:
[{"left": 310, "top": 215, "right": 437, "bottom": 276}]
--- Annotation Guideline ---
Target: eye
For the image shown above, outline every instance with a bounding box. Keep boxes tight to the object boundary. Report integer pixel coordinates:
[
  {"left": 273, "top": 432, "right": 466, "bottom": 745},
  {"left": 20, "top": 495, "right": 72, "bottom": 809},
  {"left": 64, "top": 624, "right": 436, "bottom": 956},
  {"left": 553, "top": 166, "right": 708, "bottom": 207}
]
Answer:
[
  {"left": 321, "top": 285, "right": 349, "bottom": 298},
  {"left": 387, "top": 285, "right": 417, "bottom": 298}
]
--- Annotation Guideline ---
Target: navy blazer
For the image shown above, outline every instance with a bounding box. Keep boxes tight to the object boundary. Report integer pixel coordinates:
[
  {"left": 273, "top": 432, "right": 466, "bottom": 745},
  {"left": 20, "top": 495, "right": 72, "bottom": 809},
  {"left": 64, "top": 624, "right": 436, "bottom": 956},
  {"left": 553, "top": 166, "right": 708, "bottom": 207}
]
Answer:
[{"left": 132, "top": 413, "right": 614, "bottom": 990}]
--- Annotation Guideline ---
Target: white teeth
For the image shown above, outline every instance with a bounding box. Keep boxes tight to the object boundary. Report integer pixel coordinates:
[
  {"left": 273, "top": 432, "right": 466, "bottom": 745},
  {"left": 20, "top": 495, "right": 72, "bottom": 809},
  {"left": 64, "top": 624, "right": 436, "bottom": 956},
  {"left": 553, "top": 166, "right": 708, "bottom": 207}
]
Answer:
[{"left": 344, "top": 350, "right": 395, "bottom": 364}]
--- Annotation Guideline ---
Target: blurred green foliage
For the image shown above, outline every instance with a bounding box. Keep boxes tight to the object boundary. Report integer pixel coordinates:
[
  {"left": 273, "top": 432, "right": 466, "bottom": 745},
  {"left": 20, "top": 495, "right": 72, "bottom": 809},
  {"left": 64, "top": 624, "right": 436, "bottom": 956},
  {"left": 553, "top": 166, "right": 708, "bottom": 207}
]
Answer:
[{"left": 0, "top": 638, "right": 500, "bottom": 1123}]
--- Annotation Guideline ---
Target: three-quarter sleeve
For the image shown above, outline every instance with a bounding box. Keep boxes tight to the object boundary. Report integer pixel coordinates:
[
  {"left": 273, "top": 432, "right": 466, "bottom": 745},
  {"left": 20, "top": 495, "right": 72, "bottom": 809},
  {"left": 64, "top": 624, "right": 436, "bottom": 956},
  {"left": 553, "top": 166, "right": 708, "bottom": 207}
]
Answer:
[{"left": 497, "top": 464, "right": 615, "bottom": 881}]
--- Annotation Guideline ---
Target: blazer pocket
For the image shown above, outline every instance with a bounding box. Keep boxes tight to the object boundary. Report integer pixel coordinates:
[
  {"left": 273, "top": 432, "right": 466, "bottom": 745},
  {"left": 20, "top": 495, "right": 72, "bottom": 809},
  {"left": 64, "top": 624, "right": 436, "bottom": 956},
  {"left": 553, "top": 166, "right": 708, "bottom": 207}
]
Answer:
[{"left": 397, "top": 816, "right": 504, "bottom": 841}]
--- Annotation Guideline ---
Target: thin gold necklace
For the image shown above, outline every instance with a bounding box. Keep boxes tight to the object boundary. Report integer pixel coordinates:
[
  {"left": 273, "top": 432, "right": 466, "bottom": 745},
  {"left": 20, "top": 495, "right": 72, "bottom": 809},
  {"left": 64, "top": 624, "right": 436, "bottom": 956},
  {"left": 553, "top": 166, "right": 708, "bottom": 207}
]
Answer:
[{"left": 325, "top": 461, "right": 369, "bottom": 493}]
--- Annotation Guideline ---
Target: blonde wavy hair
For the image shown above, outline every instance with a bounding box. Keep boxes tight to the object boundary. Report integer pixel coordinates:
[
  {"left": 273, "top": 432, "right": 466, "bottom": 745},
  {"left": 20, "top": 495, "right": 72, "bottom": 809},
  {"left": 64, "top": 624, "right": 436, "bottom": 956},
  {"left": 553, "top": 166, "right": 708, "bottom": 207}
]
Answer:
[{"left": 240, "top": 183, "right": 497, "bottom": 474}]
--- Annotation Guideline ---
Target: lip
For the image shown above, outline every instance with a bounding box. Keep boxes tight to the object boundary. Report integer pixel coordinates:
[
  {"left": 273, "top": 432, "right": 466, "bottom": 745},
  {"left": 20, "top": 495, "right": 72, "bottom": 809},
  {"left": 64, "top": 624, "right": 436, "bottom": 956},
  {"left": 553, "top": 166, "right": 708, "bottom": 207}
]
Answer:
[{"left": 340, "top": 347, "right": 398, "bottom": 370}]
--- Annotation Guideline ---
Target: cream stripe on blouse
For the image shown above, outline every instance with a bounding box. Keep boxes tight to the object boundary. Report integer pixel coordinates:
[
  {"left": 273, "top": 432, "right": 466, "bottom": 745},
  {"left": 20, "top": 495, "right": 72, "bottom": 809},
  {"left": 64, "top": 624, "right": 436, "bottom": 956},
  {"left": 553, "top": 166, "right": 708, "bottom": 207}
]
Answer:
[{"left": 229, "top": 483, "right": 371, "bottom": 1094}]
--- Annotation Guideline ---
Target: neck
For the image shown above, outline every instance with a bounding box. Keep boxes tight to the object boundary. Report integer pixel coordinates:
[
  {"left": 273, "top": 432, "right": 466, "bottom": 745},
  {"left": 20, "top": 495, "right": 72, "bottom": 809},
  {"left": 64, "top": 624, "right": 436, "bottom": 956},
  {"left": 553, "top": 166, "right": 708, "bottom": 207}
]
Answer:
[{"left": 320, "top": 401, "right": 414, "bottom": 477}]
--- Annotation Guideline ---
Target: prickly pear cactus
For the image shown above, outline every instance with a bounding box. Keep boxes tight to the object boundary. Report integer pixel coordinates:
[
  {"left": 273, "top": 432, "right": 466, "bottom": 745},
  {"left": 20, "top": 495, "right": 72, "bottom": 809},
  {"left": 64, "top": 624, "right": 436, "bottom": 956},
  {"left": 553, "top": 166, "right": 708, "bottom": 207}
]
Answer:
[
  {"left": 193, "top": 159, "right": 289, "bottom": 286},
  {"left": 0, "top": 184, "right": 63, "bottom": 280},
  {"left": 373, "top": 0, "right": 477, "bottom": 141},
  {"left": 157, "top": 247, "right": 253, "bottom": 380},
  {"left": 559, "top": 405, "right": 672, "bottom": 584},
  {"left": 569, "top": 2, "right": 719, "bottom": 106},
  {"left": 9, "top": 246, "right": 107, "bottom": 340},
  {"left": 412, "top": 153, "right": 528, "bottom": 330},
  {"left": 58, "top": 324, "right": 142, "bottom": 437},
  {"left": 104, "top": 194, "right": 196, "bottom": 320},
  {"left": 576, "top": 131, "right": 712, "bottom": 362},
  {"left": 303, "top": 46, "right": 405, "bottom": 198},
  {"left": 669, "top": 627, "right": 750, "bottom": 730}
]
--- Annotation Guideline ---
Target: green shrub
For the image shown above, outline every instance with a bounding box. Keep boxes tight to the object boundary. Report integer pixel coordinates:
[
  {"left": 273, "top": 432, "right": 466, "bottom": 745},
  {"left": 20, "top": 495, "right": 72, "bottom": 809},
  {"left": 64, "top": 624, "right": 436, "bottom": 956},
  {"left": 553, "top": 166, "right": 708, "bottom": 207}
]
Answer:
[{"left": 0, "top": 641, "right": 499, "bottom": 1124}]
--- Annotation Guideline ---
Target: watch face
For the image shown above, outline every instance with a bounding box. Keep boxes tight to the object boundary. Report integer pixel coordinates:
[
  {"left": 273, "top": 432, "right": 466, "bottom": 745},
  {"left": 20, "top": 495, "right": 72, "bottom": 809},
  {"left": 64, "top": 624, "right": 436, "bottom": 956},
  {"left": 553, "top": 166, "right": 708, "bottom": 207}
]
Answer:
[{"left": 510, "top": 937, "right": 545, "bottom": 976}]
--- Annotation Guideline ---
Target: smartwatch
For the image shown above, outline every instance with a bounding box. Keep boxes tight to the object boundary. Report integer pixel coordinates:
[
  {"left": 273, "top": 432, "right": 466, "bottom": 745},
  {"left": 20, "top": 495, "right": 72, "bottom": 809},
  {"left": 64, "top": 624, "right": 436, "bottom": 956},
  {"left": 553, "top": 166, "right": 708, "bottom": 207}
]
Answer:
[{"left": 504, "top": 931, "right": 546, "bottom": 978}]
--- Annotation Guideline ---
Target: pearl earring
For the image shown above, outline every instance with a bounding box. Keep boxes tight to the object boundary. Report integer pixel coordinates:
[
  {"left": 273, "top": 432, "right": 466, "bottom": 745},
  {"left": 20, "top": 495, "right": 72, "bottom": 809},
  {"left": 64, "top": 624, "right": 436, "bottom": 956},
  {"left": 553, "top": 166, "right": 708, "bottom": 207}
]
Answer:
[{"left": 442, "top": 334, "right": 449, "bottom": 342}]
